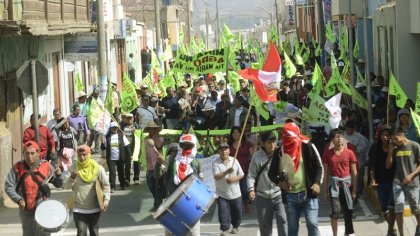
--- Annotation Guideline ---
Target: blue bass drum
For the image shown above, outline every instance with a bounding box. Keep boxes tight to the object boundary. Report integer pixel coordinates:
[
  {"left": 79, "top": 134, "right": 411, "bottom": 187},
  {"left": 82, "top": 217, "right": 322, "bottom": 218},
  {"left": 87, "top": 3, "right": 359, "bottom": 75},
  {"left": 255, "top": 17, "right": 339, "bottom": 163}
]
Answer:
[{"left": 153, "top": 174, "right": 217, "bottom": 236}]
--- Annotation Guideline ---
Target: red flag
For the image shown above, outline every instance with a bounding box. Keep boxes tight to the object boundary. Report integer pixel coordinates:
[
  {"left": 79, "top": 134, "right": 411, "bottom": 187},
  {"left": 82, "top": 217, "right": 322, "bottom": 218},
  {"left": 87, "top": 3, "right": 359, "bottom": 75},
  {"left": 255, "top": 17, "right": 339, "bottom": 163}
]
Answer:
[{"left": 239, "top": 42, "right": 282, "bottom": 102}]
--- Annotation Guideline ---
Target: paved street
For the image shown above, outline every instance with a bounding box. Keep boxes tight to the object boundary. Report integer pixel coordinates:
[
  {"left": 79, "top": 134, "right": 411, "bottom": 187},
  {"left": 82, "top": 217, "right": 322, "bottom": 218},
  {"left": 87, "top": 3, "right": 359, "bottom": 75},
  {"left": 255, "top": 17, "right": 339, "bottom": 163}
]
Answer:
[{"left": 0, "top": 156, "right": 418, "bottom": 236}]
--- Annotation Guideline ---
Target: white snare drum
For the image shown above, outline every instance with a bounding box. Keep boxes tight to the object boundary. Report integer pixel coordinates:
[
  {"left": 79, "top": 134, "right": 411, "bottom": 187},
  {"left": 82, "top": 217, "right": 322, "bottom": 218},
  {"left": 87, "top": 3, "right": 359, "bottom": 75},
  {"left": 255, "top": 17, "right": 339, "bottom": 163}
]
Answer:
[{"left": 35, "top": 199, "right": 69, "bottom": 232}]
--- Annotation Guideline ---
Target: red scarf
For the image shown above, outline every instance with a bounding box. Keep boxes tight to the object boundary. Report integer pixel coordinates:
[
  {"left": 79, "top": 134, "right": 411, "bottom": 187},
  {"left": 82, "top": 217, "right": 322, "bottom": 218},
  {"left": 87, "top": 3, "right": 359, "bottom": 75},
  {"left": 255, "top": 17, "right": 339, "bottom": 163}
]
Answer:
[{"left": 281, "top": 122, "right": 309, "bottom": 173}]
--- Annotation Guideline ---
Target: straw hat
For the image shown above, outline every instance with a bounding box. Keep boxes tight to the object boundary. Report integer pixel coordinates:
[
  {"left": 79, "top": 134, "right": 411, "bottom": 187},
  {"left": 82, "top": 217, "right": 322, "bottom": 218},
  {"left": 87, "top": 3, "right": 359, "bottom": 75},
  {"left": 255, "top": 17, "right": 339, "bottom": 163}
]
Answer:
[{"left": 143, "top": 120, "right": 161, "bottom": 132}]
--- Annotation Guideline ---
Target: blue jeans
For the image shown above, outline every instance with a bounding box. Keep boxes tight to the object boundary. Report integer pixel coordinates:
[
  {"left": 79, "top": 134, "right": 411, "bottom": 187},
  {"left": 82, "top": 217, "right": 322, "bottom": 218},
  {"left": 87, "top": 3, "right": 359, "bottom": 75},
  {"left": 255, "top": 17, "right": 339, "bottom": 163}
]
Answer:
[
  {"left": 217, "top": 197, "right": 242, "bottom": 231},
  {"left": 239, "top": 177, "right": 249, "bottom": 205},
  {"left": 285, "top": 191, "right": 319, "bottom": 236},
  {"left": 377, "top": 182, "right": 395, "bottom": 213}
]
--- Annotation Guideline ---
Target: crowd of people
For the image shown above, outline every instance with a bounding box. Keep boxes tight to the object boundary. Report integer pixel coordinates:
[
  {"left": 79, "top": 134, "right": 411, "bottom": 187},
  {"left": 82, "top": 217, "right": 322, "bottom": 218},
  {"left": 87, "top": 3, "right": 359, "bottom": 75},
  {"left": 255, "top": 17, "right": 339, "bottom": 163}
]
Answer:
[{"left": 4, "top": 41, "right": 420, "bottom": 236}]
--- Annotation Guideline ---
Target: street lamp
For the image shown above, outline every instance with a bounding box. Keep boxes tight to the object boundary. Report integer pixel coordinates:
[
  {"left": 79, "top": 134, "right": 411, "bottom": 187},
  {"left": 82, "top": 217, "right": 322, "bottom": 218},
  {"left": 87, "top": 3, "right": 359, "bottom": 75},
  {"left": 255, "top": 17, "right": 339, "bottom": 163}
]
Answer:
[{"left": 255, "top": 5, "right": 274, "bottom": 26}]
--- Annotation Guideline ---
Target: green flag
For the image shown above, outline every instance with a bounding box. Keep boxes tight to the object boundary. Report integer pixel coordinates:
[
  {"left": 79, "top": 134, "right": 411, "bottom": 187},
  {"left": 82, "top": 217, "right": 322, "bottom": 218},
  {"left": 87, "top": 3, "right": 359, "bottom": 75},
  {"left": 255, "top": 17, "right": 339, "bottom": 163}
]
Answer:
[
  {"left": 87, "top": 97, "right": 103, "bottom": 129},
  {"left": 223, "top": 23, "right": 235, "bottom": 43},
  {"left": 302, "top": 47, "right": 311, "bottom": 63},
  {"left": 284, "top": 36, "right": 292, "bottom": 57},
  {"left": 228, "top": 71, "right": 241, "bottom": 93},
  {"left": 294, "top": 33, "right": 304, "bottom": 65},
  {"left": 256, "top": 103, "right": 270, "bottom": 121},
  {"left": 178, "top": 24, "right": 186, "bottom": 55},
  {"left": 349, "top": 83, "right": 368, "bottom": 109},
  {"left": 234, "top": 33, "right": 242, "bottom": 51},
  {"left": 104, "top": 79, "right": 115, "bottom": 114},
  {"left": 273, "top": 101, "right": 288, "bottom": 112},
  {"left": 75, "top": 71, "right": 84, "bottom": 93},
  {"left": 284, "top": 52, "right": 297, "bottom": 79},
  {"left": 151, "top": 50, "right": 162, "bottom": 77},
  {"left": 256, "top": 41, "right": 265, "bottom": 69},
  {"left": 326, "top": 22, "right": 336, "bottom": 43},
  {"left": 309, "top": 62, "right": 324, "bottom": 98},
  {"left": 389, "top": 73, "right": 408, "bottom": 108},
  {"left": 339, "top": 23, "right": 348, "bottom": 61},
  {"left": 354, "top": 38, "right": 360, "bottom": 60},
  {"left": 269, "top": 25, "right": 279, "bottom": 45},
  {"left": 121, "top": 73, "right": 139, "bottom": 113},
  {"left": 415, "top": 82, "right": 420, "bottom": 113},
  {"left": 410, "top": 108, "right": 420, "bottom": 137},
  {"left": 308, "top": 94, "right": 331, "bottom": 126},
  {"left": 314, "top": 43, "right": 321, "bottom": 57},
  {"left": 355, "top": 65, "right": 366, "bottom": 85}
]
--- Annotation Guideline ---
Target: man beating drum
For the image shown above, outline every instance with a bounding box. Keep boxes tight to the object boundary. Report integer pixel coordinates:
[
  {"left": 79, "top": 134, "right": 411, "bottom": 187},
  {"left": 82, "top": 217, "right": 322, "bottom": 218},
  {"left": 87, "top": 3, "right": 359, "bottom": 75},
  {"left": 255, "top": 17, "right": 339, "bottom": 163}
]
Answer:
[
  {"left": 154, "top": 134, "right": 204, "bottom": 236},
  {"left": 64, "top": 145, "right": 110, "bottom": 236},
  {"left": 4, "top": 141, "right": 63, "bottom": 236}
]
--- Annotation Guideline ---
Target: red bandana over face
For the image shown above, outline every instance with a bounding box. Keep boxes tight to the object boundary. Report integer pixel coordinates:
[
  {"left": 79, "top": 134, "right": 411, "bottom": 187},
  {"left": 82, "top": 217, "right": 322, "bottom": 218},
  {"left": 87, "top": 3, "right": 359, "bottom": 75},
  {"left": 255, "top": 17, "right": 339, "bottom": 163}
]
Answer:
[{"left": 281, "top": 122, "right": 309, "bottom": 173}]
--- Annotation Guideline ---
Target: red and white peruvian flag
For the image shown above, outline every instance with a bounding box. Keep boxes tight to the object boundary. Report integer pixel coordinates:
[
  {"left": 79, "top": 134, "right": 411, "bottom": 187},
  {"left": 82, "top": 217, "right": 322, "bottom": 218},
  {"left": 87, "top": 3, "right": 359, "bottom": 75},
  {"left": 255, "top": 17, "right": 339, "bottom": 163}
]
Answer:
[{"left": 239, "top": 42, "right": 282, "bottom": 102}]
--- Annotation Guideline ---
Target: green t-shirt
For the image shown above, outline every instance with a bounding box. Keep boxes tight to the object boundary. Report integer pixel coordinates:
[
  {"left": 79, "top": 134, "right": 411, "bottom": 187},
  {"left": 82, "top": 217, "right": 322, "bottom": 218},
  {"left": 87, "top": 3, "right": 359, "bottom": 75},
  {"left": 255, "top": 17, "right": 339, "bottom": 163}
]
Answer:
[{"left": 290, "top": 155, "right": 306, "bottom": 193}]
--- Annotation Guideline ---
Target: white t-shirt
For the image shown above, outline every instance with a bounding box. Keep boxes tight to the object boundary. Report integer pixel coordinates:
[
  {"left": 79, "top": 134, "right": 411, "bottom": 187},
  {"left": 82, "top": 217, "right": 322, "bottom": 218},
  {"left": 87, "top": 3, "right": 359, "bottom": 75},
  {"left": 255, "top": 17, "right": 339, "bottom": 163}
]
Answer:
[
  {"left": 110, "top": 133, "right": 130, "bottom": 161},
  {"left": 234, "top": 107, "right": 243, "bottom": 127},
  {"left": 212, "top": 156, "right": 244, "bottom": 200}
]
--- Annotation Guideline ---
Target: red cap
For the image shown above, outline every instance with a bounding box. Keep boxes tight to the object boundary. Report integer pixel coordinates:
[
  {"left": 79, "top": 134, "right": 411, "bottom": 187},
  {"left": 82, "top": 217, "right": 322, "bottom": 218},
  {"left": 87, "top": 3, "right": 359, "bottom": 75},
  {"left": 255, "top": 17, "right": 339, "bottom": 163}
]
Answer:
[
  {"left": 23, "top": 141, "right": 40, "bottom": 152},
  {"left": 196, "top": 87, "right": 204, "bottom": 93}
]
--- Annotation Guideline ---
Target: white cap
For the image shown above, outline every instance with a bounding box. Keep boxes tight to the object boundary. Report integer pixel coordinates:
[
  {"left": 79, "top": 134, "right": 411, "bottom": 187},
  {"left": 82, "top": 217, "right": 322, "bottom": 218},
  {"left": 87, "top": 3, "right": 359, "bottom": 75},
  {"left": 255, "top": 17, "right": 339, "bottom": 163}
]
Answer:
[{"left": 110, "top": 122, "right": 119, "bottom": 128}]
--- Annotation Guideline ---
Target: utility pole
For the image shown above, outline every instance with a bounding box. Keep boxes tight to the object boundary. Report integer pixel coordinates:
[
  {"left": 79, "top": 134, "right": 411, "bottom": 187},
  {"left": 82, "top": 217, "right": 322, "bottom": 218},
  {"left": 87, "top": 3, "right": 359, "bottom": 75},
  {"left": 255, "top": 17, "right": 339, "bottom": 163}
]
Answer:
[
  {"left": 205, "top": 0, "right": 209, "bottom": 49},
  {"left": 97, "top": 0, "right": 107, "bottom": 101},
  {"left": 316, "top": 0, "right": 326, "bottom": 67},
  {"left": 215, "top": 0, "right": 220, "bottom": 48},
  {"left": 363, "top": 0, "right": 374, "bottom": 142},
  {"left": 30, "top": 60, "right": 39, "bottom": 143},
  {"left": 348, "top": 0, "right": 355, "bottom": 87},
  {"left": 154, "top": 0, "right": 162, "bottom": 59},
  {"left": 275, "top": 0, "right": 281, "bottom": 46},
  {"left": 186, "top": 0, "right": 192, "bottom": 47},
  {"left": 294, "top": 1, "right": 299, "bottom": 38}
]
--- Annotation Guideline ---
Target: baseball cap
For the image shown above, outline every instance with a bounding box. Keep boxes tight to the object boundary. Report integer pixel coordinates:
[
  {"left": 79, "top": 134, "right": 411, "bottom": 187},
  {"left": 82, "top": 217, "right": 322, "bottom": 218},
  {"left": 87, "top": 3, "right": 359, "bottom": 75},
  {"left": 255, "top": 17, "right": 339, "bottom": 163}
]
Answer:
[
  {"left": 23, "top": 141, "right": 40, "bottom": 152},
  {"left": 196, "top": 87, "right": 204, "bottom": 93},
  {"left": 218, "top": 142, "right": 229, "bottom": 149},
  {"left": 110, "top": 122, "right": 119, "bottom": 128},
  {"left": 398, "top": 108, "right": 410, "bottom": 117}
]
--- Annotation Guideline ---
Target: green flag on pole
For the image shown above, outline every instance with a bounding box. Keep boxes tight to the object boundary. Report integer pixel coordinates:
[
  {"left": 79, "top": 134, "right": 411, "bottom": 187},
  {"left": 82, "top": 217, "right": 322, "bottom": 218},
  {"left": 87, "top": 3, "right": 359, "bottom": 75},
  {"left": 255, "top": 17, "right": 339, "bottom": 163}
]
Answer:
[
  {"left": 309, "top": 62, "right": 324, "bottom": 98},
  {"left": 104, "top": 79, "right": 115, "bottom": 114},
  {"left": 284, "top": 36, "right": 292, "bottom": 57},
  {"left": 326, "top": 22, "right": 336, "bottom": 43},
  {"left": 227, "top": 71, "right": 241, "bottom": 93},
  {"left": 121, "top": 73, "right": 139, "bottom": 113},
  {"left": 284, "top": 52, "right": 297, "bottom": 79},
  {"left": 314, "top": 43, "right": 321, "bottom": 57},
  {"left": 389, "top": 73, "right": 408, "bottom": 108},
  {"left": 223, "top": 23, "right": 235, "bottom": 43},
  {"left": 410, "top": 108, "right": 420, "bottom": 137},
  {"left": 355, "top": 65, "right": 366, "bottom": 85},
  {"left": 415, "top": 82, "right": 420, "bottom": 113},
  {"left": 75, "top": 71, "right": 84, "bottom": 93},
  {"left": 339, "top": 23, "right": 348, "bottom": 61},
  {"left": 354, "top": 38, "right": 360, "bottom": 60},
  {"left": 269, "top": 25, "right": 279, "bottom": 45}
]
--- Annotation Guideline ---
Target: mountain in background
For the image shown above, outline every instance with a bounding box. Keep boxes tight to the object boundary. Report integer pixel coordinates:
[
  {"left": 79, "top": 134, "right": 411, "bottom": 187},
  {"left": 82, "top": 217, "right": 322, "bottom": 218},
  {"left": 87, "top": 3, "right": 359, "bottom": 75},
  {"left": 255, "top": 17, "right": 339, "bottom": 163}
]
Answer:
[{"left": 192, "top": 0, "right": 275, "bottom": 31}]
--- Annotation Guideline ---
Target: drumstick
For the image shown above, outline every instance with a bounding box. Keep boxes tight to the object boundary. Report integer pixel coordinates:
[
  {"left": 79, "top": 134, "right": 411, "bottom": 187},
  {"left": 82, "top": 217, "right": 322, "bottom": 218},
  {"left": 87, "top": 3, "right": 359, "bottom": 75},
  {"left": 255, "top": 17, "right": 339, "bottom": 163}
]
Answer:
[{"left": 45, "top": 159, "right": 63, "bottom": 183}]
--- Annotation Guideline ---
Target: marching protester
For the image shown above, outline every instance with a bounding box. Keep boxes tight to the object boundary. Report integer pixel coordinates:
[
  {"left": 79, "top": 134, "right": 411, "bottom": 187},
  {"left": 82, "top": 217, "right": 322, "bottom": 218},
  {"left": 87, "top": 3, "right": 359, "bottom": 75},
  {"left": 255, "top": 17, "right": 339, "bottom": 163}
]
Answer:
[
  {"left": 137, "top": 94, "right": 159, "bottom": 128},
  {"left": 228, "top": 126, "right": 254, "bottom": 213},
  {"left": 68, "top": 104, "right": 90, "bottom": 145},
  {"left": 46, "top": 108, "right": 62, "bottom": 131},
  {"left": 213, "top": 142, "right": 244, "bottom": 235},
  {"left": 247, "top": 131, "right": 287, "bottom": 236},
  {"left": 386, "top": 127, "right": 420, "bottom": 236},
  {"left": 102, "top": 122, "right": 131, "bottom": 192},
  {"left": 368, "top": 125, "right": 397, "bottom": 236},
  {"left": 121, "top": 113, "right": 141, "bottom": 185},
  {"left": 322, "top": 128, "right": 358, "bottom": 236},
  {"left": 143, "top": 120, "right": 165, "bottom": 211},
  {"left": 64, "top": 145, "right": 110, "bottom": 236},
  {"left": 270, "top": 121, "right": 324, "bottom": 236},
  {"left": 154, "top": 134, "right": 203, "bottom": 236},
  {"left": 55, "top": 118, "right": 78, "bottom": 173},
  {"left": 23, "top": 113, "right": 56, "bottom": 161},
  {"left": 5, "top": 141, "right": 63, "bottom": 236}
]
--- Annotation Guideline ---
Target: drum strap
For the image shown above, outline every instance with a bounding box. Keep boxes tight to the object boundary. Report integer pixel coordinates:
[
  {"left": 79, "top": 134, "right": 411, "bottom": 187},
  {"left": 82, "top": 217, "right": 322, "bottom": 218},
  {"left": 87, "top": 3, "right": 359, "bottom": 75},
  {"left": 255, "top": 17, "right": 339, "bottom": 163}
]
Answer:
[{"left": 16, "top": 171, "right": 50, "bottom": 200}]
